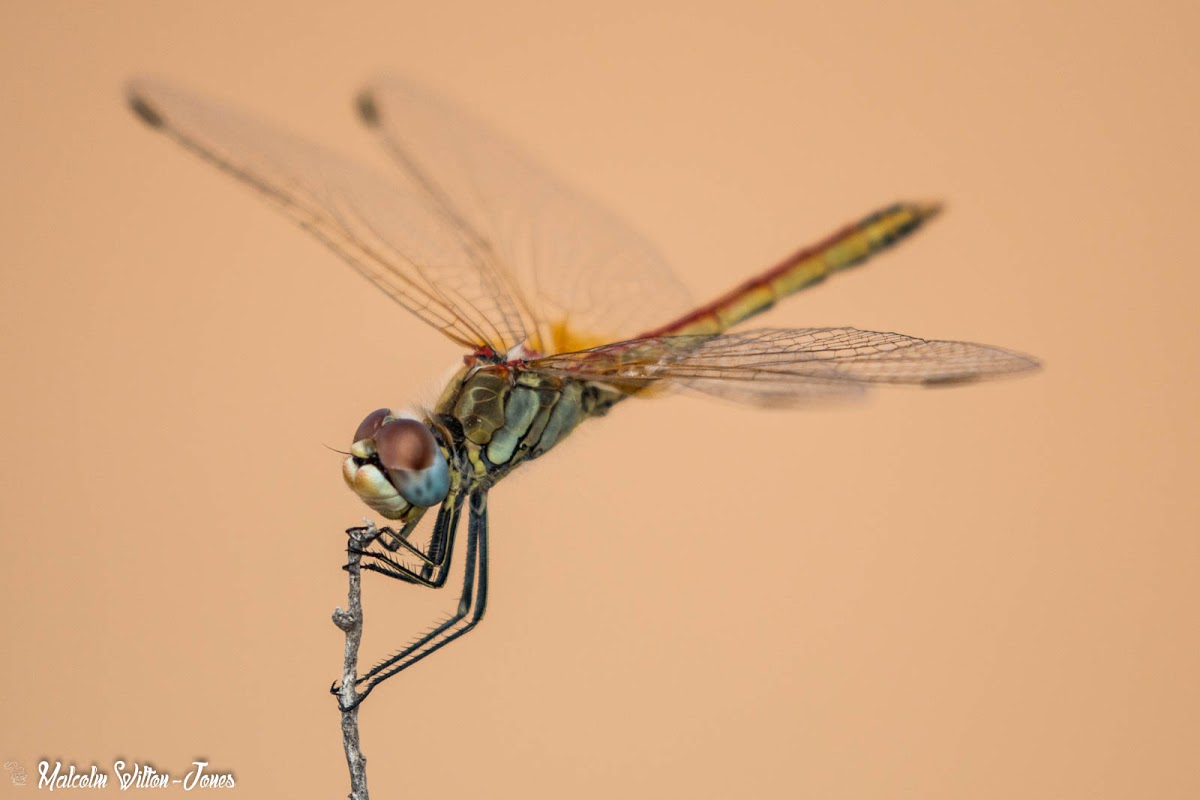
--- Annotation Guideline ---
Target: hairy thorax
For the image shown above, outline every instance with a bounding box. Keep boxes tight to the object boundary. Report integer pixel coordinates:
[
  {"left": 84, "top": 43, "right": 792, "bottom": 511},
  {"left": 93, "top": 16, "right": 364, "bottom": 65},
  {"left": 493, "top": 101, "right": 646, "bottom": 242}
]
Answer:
[{"left": 433, "top": 358, "right": 625, "bottom": 489}]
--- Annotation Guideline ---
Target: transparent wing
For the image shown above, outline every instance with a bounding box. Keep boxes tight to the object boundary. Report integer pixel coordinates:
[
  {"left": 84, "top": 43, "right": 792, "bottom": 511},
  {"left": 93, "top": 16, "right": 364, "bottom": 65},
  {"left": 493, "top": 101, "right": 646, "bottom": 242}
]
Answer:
[
  {"left": 528, "top": 327, "right": 1041, "bottom": 408},
  {"left": 356, "top": 77, "right": 695, "bottom": 355},
  {"left": 127, "top": 78, "right": 531, "bottom": 352}
]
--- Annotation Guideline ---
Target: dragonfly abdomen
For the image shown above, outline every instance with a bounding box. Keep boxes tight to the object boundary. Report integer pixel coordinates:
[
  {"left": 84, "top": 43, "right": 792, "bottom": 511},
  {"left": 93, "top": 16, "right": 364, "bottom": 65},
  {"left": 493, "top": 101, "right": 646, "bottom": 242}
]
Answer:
[{"left": 645, "top": 202, "right": 941, "bottom": 338}]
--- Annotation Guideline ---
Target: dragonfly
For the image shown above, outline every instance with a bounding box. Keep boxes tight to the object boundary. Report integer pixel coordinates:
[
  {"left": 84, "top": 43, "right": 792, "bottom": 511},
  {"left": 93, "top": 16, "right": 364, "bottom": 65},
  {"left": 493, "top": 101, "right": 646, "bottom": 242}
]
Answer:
[{"left": 127, "top": 77, "right": 1038, "bottom": 709}]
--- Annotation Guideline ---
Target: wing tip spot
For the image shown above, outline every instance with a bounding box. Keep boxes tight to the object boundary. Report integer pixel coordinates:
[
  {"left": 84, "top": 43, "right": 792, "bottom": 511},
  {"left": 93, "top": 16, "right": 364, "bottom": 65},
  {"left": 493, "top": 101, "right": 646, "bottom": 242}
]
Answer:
[
  {"left": 356, "top": 91, "right": 381, "bottom": 127},
  {"left": 127, "top": 91, "right": 164, "bottom": 128},
  {"left": 922, "top": 373, "right": 982, "bottom": 387}
]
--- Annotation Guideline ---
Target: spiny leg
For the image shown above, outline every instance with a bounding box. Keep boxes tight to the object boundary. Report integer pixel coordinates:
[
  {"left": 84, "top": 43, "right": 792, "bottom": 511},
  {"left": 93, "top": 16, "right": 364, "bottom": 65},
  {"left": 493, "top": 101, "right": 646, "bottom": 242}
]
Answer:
[
  {"left": 421, "top": 493, "right": 455, "bottom": 581},
  {"left": 353, "top": 494, "right": 463, "bottom": 589},
  {"left": 372, "top": 498, "right": 457, "bottom": 579},
  {"left": 349, "top": 506, "right": 435, "bottom": 566},
  {"left": 329, "top": 491, "right": 465, "bottom": 701},
  {"left": 339, "top": 491, "right": 490, "bottom": 710},
  {"left": 357, "top": 491, "right": 487, "bottom": 687},
  {"left": 374, "top": 508, "right": 427, "bottom": 555}
]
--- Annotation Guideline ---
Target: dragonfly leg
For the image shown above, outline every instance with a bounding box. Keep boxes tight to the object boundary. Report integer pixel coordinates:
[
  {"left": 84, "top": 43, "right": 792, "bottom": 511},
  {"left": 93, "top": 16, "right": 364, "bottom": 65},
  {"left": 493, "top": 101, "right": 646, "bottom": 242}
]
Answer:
[
  {"left": 375, "top": 514, "right": 425, "bottom": 553},
  {"left": 353, "top": 493, "right": 463, "bottom": 589},
  {"left": 348, "top": 508, "right": 430, "bottom": 565},
  {"left": 337, "top": 491, "right": 490, "bottom": 710}
]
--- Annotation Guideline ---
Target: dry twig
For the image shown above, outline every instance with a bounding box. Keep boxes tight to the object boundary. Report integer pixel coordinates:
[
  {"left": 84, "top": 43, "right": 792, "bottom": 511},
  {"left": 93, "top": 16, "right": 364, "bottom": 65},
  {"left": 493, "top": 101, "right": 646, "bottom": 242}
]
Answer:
[{"left": 332, "top": 522, "right": 378, "bottom": 800}]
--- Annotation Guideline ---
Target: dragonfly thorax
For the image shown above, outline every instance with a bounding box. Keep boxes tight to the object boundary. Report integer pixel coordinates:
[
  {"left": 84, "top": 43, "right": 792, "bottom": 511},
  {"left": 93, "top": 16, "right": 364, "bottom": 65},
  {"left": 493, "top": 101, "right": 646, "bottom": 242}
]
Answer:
[{"left": 433, "top": 362, "right": 625, "bottom": 484}]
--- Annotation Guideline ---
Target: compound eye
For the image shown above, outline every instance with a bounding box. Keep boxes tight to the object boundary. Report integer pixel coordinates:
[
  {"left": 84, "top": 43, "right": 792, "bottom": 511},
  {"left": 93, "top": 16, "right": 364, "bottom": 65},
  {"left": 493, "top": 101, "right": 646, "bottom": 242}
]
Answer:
[
  {"left": 352, "top": 408, "right": 392, "bottom": 444},
  {"left": 375, "top": 418, "right": 436, "bottom": 471},
  {"left": 374, "top": 419, "right": 450, "bottom": 507}
]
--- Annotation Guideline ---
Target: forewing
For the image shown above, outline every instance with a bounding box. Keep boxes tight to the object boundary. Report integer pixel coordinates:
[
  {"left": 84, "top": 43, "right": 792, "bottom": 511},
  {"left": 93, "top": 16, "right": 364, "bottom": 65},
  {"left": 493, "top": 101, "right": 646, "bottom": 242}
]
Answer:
[
  {"left": 127, "top": 78, "right": 530, "bottom": 352},
  {"left": 528, "top": 327, "right": 1041, "bottom": 407},
  {"left": 356, "top": 77, "right": 695, "bottom": 354}
]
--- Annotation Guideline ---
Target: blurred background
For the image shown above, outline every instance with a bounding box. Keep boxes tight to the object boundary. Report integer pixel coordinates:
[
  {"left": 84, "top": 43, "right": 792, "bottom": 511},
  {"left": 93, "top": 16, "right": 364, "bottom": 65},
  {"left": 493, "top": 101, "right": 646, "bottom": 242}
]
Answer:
[{"left": 2, "top": 1, "right": 1197, "bottom": 797}]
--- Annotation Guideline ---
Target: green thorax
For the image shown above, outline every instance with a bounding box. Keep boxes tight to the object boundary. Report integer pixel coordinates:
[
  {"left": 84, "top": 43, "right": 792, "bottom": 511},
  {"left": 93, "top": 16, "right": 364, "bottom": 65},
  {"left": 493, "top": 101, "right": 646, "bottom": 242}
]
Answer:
[{"left": 433, "top": 361, "right": 625, "bottom": 485}]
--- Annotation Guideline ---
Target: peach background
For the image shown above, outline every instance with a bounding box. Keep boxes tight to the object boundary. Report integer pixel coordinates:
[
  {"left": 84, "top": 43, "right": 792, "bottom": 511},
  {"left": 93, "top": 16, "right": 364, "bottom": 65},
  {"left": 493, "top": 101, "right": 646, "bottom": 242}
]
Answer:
[{"left": 2, "top": 2, "right": 1197, "bottom": 798}]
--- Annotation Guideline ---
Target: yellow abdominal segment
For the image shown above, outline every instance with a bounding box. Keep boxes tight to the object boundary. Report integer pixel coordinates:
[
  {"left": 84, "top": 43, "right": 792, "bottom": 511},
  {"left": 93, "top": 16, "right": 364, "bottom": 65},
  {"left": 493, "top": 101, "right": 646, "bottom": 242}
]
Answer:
[{"left": 663, "top": 202, "right": 940, "bottom": 337}]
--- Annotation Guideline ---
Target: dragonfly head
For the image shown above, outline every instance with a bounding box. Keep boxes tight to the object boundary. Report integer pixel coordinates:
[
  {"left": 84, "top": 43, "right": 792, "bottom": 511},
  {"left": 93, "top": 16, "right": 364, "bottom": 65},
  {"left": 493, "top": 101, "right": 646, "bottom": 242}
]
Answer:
[{"left": 341, "top": 408, "right": 451, "bottom": 519}]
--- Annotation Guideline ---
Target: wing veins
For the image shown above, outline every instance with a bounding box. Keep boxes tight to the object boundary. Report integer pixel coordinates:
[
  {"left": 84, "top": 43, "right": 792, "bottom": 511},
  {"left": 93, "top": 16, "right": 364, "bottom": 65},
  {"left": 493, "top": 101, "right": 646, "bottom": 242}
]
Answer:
[
  {"left": 527, "top": 327, "right": 1040, "bottom": 400},
  {"left": 129, "top": 79, "right": 535, "bottom": 352}
]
